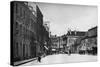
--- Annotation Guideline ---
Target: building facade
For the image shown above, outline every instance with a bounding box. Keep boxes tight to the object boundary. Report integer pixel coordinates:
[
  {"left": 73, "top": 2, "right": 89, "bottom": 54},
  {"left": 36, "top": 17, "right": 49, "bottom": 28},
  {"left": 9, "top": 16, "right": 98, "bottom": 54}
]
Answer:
[
  {"left": 11, "top": 1, "right": 49, "bottom": 65},
  {"left": 66, "top": 30, "right": 86, "bottom": 53},
  {"left": 50, "top": 35, "right": 66, "bottom": 54},
  {"left": 11, "top": 1, "right": 37, "bottom": 63},
  {"left": 78, "top": 26, "right": 97, "bottom": 55}
]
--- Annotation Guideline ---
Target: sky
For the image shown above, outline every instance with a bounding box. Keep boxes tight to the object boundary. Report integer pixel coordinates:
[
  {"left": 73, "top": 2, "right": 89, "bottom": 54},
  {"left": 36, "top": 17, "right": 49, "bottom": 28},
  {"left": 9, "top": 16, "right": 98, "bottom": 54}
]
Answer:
[{"left": 29, "top": 2, "right": 98, "bottom": 36}]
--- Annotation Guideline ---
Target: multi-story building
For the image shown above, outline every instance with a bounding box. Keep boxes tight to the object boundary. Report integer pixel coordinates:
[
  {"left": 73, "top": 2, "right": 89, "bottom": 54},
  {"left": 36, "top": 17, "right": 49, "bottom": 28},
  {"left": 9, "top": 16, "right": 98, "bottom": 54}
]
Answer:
[
  {"left": 11, "top": 1, "right": 49, "bottom": 65},
  {"left": 50, "top": 35, "right": 59, "bottom": 49},
  {"left": 36, "top": 5, "right": 50, "bottom": 56},
  {"left": 66, "top": 30, "right": 86, "bottom": 53},
  {"left": 50, "top": 35, "right": 65, "bottom": 54},
  {"left": 43, "top": 21, "right": 51, "bottom": 54},
  {"left": 78, "top": 26, "right": 97, "bottom": 55},
  {"left": 49, "top": 35, "right": 59, "bottom": 54},
  {"left": 11, "top": 1, "right": 37, "bottom": 64},
  {"left": 58, "top": 36, "right": 66, "bottom": 51},
  {"left": 61, "top": 35, "right": 67, "bottom": 52}
]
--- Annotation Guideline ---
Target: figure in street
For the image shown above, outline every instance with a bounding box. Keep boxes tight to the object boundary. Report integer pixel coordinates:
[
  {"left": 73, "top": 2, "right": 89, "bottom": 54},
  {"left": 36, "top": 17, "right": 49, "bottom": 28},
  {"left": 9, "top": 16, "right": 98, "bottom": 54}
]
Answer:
[{"left": 37, "top": 56, "right": 41, "bottom": 62}]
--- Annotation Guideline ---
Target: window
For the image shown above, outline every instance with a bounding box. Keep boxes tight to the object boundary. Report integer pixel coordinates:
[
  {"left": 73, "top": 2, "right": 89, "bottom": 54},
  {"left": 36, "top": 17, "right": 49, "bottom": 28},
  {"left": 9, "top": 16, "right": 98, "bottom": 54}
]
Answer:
[
  {"left": 15, "top": 22, "right": 19, "bottom": 36},
  {"left": 20, "top": 7, "right": 22, "bottom": 17},
  {"left": 23, "top": 10, "right": 25, "bottom": 19},
  {"left": 16, "top": 3, "right": 18, "bottom": 14},
  {"left": 16, "top": 42, "right": 19, "bottom": 57}
]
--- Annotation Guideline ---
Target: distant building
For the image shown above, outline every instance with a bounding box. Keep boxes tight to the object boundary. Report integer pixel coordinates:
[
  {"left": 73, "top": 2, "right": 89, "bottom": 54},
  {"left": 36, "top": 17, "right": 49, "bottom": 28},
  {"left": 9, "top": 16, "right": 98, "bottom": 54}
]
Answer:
[
  {"left": 43, "top": 21, "right": 50, "bottom": 32},
  {"left": 61, "top": 35, "right": 67, "bottom": 52},
  {"left": 66, "top": 30, "right": 86, "bottom": 53},
  {"left": 50, "top": 30, "right": 86, "bottom": 53},
  {"left": 50, "top": 35, "right": 59, "bottom": 49},
  {"left": 78, "top": 26, "right": 97, "bottom": 55},
  {"left": 50, "top": 35, "right": 66, "bottom": 53}
]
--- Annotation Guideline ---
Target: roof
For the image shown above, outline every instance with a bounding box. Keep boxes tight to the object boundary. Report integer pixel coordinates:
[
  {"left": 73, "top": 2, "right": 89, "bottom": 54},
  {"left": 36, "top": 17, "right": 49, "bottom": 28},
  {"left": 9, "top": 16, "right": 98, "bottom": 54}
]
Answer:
[
  {"left": 81, "top": 35, "right": 97, "bottom": 40},
  {"left": 88, "top": 26, "right": 97, "bottom": 31},
  {"left": 67, "top": 31, "right": 86, "bottom": 36}
]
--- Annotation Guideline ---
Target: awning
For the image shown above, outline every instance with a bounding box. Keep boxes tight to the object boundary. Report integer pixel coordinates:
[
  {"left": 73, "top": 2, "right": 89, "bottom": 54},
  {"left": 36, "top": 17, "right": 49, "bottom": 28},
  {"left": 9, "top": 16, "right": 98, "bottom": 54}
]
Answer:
[
  {"left": 44, "top": 46, "right": 48, "bottom": 50},
  {"left": 51, "top": 49, "right": 56, "bottom": 51}
]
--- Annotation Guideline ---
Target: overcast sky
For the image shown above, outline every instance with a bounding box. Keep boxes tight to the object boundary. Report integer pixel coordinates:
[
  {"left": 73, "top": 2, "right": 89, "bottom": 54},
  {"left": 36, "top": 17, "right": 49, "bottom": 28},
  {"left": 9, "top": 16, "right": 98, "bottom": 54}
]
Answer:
[{"left": 31, "top": 2, "right": 98, "bottom": 36}]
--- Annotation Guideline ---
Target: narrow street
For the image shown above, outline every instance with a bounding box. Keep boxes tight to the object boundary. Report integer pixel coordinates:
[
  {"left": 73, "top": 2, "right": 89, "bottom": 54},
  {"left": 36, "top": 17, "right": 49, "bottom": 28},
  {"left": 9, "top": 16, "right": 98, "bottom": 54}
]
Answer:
[
  {"left": 21, "top": 54, "right": 97, "bottom": 66},
  {"left": 11, "top": 1, "right": 98, "bottom": 66}
]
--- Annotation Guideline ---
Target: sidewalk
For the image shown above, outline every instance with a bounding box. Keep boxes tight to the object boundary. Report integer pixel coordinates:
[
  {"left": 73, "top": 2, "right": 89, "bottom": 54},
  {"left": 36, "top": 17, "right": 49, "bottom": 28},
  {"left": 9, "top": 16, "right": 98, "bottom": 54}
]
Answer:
[
  {"left": 14, "top": 57, "right": 37, "bottom": 66},
  {"left": 14, "top": 55, "right": 46, "bottom": 66}
]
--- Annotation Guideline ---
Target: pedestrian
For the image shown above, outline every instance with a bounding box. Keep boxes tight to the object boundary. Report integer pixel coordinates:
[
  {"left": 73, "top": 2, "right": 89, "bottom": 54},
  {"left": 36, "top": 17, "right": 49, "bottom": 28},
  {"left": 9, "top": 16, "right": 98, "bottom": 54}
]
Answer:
[
  {"left": 37, "top": 56, "right": 41, "bottom": 62},
  {"left": 68, "top": 50, "right": 71, "bottom": 55}
]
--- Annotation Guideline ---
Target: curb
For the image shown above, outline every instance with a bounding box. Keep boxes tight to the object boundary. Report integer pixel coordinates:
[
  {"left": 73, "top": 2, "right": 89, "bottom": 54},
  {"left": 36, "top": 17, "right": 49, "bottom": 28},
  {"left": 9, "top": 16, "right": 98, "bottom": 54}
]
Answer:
[{"left": 14, "top": 57, "right": 37, "bottom": 66}]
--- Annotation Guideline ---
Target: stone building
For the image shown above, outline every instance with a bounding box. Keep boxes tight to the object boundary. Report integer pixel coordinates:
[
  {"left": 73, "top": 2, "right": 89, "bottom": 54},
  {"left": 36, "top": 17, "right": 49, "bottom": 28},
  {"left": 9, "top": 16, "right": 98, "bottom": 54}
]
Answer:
[
  {"left": 43, "top": 21, "right": 51, "bottom": 54},
  {"left": 50, "top": 35, "right": 66, "bottom": 54},
  {"left": 36, "top": 5, "right": 50, "bottom": 56},
  {"left": 11, "top": 1, "right": 37, "bottom": 63},
  {"left": 11, "top": 1, "right": 49, "bottom": 65},
  {"left": 61, "top": 35, "right": 67, "bottom": 52},
  {"left": 50, "top": 35, "right": 59, "bottom": 49},
  {"left": 66, "top": 30, "right": 86, "bottom": 53},
  {"left": 49, "top": 35, "right": 59, "bottom": 54},
  {"left": 78, "top": 26, "right": 97, "bottom": 55}
]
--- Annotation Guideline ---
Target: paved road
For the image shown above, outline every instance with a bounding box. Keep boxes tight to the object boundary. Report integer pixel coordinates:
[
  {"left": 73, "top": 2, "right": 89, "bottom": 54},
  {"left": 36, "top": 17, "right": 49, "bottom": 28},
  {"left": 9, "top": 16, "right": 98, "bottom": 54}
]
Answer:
[{"left": 21, "top": 54, "right": 97, "bottom": 66}]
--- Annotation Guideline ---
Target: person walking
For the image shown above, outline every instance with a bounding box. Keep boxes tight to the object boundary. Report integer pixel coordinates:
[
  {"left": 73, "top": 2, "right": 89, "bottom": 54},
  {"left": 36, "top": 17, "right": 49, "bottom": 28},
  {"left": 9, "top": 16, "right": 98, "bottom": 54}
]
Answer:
[{"left": 37, "top": 56, "right": 41, "bottom": 62}]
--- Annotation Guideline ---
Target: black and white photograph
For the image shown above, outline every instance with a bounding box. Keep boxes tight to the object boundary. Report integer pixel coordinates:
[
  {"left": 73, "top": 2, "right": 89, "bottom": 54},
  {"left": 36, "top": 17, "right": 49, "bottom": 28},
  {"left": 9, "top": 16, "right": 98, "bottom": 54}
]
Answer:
[{"left": 10, "top": 1, "right": 98, "bottom": 66}]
